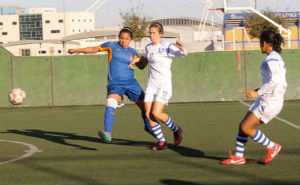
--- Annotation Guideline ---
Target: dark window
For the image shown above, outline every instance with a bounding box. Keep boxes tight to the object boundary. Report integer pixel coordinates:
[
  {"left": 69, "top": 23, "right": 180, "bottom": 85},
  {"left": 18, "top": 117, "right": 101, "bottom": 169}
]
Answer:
[
  {"left": 39, "top": 50, "right": 46, "bottom": 54},
  {"left": 58, "top": 50, "right": 61, "bottom": 53},
  {"left": 51, "top": 30, "right": 60, "bottom": 33},
  {"left": 59, "top": 19, "right": 63, "bottom": 23},
  {"left": 21, "top": 49, "right": 30, "bottom": 56},
  {"left": 45, "top": 20, "right": 50, "bottom": 23},
  {"left": 2, "top": 32, "right": 8, "bottom": 35},
  {"left": 0, "top": 22, "right": 3, "bottom": 26},
  {"left": 12, "top": 22, "right": 17, "bottom": 25}
]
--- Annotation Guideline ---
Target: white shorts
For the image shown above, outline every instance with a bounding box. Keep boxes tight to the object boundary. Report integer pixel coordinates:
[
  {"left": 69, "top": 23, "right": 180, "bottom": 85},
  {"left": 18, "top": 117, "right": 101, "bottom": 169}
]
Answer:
[
  {"left": 144, "top": 81, "right": 172, "bottom": 104},
  {"left": 249, "top": 97, "right": 284, "bottom": 123}
]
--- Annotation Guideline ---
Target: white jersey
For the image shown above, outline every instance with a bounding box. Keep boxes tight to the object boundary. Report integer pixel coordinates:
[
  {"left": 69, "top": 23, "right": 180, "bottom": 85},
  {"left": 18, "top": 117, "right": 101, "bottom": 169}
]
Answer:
[
  {"left": 144, "top": 40, "right": 187, "bottom": 84},
  {"left": 144, "top": 40, "right": 187, "bottom": 103},
  {"left": 257, "top": 50, "right": 287, "bottom": 101}
]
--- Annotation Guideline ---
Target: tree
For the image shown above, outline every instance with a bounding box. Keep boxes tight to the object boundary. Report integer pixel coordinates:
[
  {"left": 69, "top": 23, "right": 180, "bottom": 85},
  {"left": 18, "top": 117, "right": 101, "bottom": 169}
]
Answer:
[
  {"left": 244, "top": 8, "right": 286, "bottom": 39},
  {"left": 120, "top": 2, "right": 150, "bottom": 43}
]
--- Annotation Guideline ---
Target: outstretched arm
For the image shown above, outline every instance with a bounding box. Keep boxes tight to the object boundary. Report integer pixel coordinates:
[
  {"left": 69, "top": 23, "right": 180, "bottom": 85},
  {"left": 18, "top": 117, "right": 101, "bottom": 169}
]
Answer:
[
  {"left": 168, "top": 40, "right": 188, "bottom": 58},
  {"left": 68, "top": 46, "right": 99, "bottom": 54}
]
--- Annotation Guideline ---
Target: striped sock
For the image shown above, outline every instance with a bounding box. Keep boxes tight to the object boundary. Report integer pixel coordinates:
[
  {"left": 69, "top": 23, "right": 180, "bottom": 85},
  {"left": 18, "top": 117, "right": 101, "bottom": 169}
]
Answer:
[
  {"left": 163, "top": 117, "right": 179, "bottom": 132},
  {"left": 235, "top": 133, "right": 248, "bottom": 158},
  {"left": 151, "top": 124, "right": 166, "bottom": 142},
  {"left": 252, "top": 129, "right": 275, "bottom": 149}
]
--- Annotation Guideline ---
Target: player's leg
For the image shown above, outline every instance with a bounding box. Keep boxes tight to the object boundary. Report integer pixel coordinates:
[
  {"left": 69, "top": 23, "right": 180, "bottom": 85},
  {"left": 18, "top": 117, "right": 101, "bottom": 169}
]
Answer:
[
  {"left": 221, "top": 111, "right": 258, "bottom": 165},
  {"left": 98, "top": 94, "right": 121, "bottom": 143},
  {"left": 151, "top": 101, "right": 183, "bottom": 147},
  {"left": 125, "top": 79, "right": 154, "bottom": 137},
  {"left": 144, "top": 101, "right": 167, "bottom": 150},
  {"left": 134, "top": 99, "right": 156, "bottom": 138}
]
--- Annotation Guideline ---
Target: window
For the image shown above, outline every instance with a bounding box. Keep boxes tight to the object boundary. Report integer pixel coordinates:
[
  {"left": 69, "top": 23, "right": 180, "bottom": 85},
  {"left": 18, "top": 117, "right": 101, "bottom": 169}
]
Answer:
[
  {"left": 78, "top": 19, "right": 80, "bottom": 22},
  {"left": 51, "top": 30, "right": 60, "bottom": 33},
  {"left": 59, "top": 19, "right": 63, "bottom": 23},
  {"left": 45, "top": 20, "right": 50, "bottom": 23},
  {"left": 2, "top": 32, "right": 8, "bottom": 35},
  {"left": 58, "top": 50, "right": 61, "bottom": 53},
  {"left": 0, "top": 22, "right": 3, "bottom": 26},
  {"left": 72, "top": 19, "right": 74, "bottom": 22},
  {"left": 21, "top": 49, "right": 30, "bottom": 56},
  {"left": 39, "top": 50, "right": 46, "bottom": 54},
  {"left": 12, "top": 22, "right": 17, "bottom": 25}
]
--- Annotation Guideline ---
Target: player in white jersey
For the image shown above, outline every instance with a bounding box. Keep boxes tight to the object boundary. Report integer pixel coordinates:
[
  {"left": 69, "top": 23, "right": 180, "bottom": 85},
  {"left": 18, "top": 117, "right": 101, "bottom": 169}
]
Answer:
[
  {"left": 222, "top": 30, "right": 287, "bottom": 165},
  {"left": 130, "top": 22, "right": 187, "bottom": 150}
]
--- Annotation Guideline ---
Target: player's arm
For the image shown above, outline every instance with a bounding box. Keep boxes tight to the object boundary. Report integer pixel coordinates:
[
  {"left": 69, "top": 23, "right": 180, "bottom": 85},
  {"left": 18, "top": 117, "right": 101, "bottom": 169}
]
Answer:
[
  {"left": 68, "top": 46, "right": 99, "bottom": 54},
  {"left": 168, "top": 40, "right": 188, "bottom": 58},
  {"left": 135, "top": 56, "right": 148, "bottom": 70},
  {"left": 128, "top": 56, "right": 148, "bottom": 70}
]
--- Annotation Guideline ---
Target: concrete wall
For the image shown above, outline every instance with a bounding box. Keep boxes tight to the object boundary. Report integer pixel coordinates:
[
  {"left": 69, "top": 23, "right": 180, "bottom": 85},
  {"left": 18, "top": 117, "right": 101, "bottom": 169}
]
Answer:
[{"left": 0, "top": 46, "right": 299, "bottom": 107}]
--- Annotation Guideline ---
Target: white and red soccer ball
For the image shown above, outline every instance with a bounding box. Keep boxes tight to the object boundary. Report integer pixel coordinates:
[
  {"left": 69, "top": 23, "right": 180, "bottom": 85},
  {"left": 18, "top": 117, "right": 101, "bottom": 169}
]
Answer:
[{"left": 8, "top": 88, "right": 26, "bottom": 105}]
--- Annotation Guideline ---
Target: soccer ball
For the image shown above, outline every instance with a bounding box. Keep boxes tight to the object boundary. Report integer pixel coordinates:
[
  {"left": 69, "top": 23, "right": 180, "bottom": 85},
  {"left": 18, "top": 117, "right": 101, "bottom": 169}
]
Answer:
[{"left": 8, "top": 88, "right": 26, "bottom": 105}]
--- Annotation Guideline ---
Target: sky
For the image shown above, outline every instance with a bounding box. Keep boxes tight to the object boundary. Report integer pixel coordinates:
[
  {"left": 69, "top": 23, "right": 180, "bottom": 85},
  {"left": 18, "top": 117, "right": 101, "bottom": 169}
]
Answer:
[{"left": 1, "top": 0, "right": 300, "bottom": 28}]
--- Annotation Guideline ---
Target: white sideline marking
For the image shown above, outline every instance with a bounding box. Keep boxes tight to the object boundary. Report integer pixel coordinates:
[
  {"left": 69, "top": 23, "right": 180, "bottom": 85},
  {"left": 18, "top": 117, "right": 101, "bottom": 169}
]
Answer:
[
  {"left": 0, "top": 139, "right": 43, "bottom": 165},
  {"left": 239, "top": 101, "right": 300, "bottom": 130}
]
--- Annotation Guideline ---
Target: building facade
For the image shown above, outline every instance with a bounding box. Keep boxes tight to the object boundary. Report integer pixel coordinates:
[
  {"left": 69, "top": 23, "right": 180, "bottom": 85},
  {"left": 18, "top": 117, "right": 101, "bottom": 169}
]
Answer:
[{"left": 0, "top": 8, "right": 95, "bottom": 44}]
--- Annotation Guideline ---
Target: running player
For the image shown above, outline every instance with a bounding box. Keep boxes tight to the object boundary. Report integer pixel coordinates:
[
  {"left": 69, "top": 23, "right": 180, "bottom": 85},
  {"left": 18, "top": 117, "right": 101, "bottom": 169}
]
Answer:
[
  {"left": 131, "top": 22, "right": 188, "bottom": 150},
  {"left": 222, "top": 30, "right": 287, "bottom": 164},
  {"left": 68, "top": 27, "right": 153, "bottom": 143}
]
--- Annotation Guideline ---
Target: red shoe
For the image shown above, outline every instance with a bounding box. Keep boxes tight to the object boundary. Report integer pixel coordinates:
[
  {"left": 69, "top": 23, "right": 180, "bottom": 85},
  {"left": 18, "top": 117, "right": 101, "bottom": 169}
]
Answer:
[
  {"left": 221, "top": 151, "right": 246, "bottom": 165},
  {"left": 173, "top": 126, "right": 183, "bottom": 147},
  {"left": 152, "top": 141, "right": 167, "bottom": 151},
  {"left": 264, "top": 143, "right": 281, "bottom": 164}
]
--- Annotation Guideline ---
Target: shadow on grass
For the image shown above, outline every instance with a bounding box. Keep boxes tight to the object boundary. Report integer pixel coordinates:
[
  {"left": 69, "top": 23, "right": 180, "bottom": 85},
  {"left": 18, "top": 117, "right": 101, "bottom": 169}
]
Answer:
[{"left": 1, "top": 129, "right": 224, "bottom": 162}]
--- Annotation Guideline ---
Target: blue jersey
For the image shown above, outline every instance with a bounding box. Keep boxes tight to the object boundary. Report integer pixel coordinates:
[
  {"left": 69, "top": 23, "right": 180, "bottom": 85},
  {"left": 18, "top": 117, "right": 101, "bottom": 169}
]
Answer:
[{"left": 99, "top": 42, "right": 139, "bottom": 82}]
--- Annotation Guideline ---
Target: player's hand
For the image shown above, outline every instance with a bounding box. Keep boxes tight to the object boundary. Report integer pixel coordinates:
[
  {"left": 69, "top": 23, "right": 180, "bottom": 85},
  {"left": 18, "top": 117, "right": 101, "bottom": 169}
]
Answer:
[
  {"left": 243, "top": 89, "right": 259, "bottom": 98},
  {"left": 176, "top": 40, "right": 184, "bottom": 47},
  {"left": 176, "top": 40, "right": 185, "bottom": 52},
  {"left": 128, "top": 57, "right": 140, "bottom": 70},
  {"left": 68, "top": 49, "right": 76, "bottom": 54}
]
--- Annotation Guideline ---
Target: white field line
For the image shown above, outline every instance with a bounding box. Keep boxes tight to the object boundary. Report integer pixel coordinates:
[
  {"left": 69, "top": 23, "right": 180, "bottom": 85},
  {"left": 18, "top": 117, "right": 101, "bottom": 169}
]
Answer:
[
  {"left": 239, "top": 101, "right": 300, "bottom": 130},
  {"left": 0, "top": 139, "right": 43, "bottom": 165}
]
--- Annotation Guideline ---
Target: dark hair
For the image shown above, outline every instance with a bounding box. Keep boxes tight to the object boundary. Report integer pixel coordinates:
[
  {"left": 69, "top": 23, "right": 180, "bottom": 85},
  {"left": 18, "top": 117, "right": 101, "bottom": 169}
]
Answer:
[
  {"left": 119, "top": 27, "right": 133, "bottom": 39},
  {"left": 149, "top": 22, "right": 164, "bottom": 34},
  {"left": 259, "top": 30, "right": 284, "bottom": 53}
]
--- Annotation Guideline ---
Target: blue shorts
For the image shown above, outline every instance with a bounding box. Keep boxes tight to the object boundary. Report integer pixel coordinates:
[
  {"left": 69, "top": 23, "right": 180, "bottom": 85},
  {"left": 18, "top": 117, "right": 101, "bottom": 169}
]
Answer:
[{"left": 107, "top": 79, "right": 144, "bottom": 101}]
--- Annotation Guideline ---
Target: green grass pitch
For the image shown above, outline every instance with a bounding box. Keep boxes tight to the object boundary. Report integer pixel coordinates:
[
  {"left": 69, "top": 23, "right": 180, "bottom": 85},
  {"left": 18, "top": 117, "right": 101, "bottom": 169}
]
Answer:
[{"left": 0, "top": 101, "right": 299, "bottom": 185}]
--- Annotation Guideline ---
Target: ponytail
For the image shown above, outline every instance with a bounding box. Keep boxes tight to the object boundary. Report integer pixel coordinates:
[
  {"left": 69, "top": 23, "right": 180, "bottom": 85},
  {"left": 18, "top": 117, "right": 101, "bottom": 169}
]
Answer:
[{"left": 259, "top": 30, "right": 284, "bottom": 53}]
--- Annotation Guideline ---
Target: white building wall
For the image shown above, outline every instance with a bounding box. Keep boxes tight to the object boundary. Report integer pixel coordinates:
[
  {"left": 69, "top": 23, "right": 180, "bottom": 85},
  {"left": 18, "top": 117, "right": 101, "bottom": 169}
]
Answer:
[
  {"left": 64, "top": 12, "right": 95, "bottom": 36},
  {"left": 0, "top": 14, "right": 20, "bottom": 44},
  {"left": 42, "top": 12, "right": 65, "bottom": 40},
  {"left": 4, "top": 42, "right": 79, "bottom": 56}
]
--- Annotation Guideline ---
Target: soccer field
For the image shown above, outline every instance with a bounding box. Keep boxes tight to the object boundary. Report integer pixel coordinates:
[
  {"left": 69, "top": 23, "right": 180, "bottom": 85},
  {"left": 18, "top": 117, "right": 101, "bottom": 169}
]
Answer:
[{"left": 0, "top": 101, "right": 299, "bottom": 185}]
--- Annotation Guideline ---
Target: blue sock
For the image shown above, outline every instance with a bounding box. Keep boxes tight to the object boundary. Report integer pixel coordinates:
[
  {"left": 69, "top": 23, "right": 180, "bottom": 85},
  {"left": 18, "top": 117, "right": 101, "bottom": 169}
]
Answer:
[
  {"left": 142, "top": 112, "right": 152, "bottom": 130},
  {"left": 163, "top": 116, "right": 179, "bottom": 132},
  {"left": 252, "top": 129, "right": 275, "bottom": 149},
  {"left": 104, "top": 106, "right": 115, "bottom": 134},
  {"left": 151, "top": 124, "right": 166, "bottom": 142},
  {"left": 235, "top": 133, "right": 248, "bottom": 158}
]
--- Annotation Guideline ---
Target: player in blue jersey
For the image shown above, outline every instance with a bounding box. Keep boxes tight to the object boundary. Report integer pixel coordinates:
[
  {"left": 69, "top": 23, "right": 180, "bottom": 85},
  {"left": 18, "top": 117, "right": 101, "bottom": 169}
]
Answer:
[
  {"left": 68, "top": 27, "right": 154, "bottom": 143},
  {"left": 222, "top": 30, "right": 287, "bottom": 165}
]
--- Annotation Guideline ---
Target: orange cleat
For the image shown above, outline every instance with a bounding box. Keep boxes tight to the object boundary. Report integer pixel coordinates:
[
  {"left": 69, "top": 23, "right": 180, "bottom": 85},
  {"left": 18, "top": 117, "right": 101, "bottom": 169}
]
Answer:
[
  {"left": 152, "top": 141, "right": 167, "bottom": 151},
  {"left": 221, "top": 151, "right": 246, "bottom": 165},
  {"left": 264, "top": 143, "right": 281, "bottom": 164}
]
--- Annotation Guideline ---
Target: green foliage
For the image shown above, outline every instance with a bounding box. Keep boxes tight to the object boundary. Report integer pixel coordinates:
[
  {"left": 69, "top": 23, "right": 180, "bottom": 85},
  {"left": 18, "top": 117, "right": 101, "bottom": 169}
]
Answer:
[
  {"left": 244, "top": 8, "right": 286, "bottom": 39},
  {"left": 120, "top": 3, "right": 150, "bottom": 42}
]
